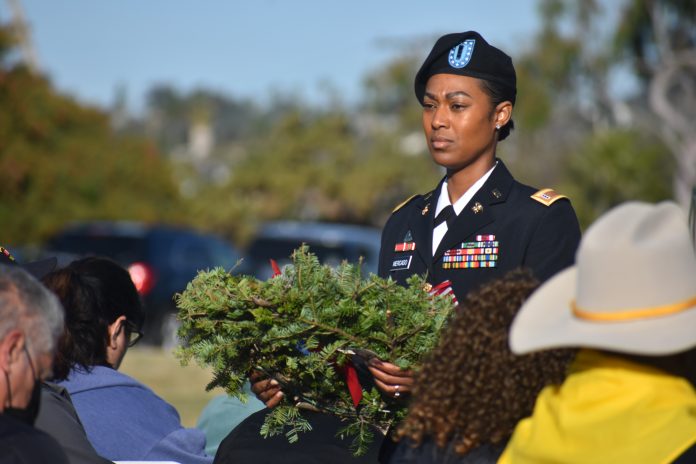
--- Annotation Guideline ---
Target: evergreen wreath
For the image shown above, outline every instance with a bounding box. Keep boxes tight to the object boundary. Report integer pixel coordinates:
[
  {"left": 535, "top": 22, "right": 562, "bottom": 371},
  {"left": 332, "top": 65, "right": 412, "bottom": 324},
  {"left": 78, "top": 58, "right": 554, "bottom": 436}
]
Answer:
[{"left": 175, "top": 246, "right": 456, "bottom": 455}]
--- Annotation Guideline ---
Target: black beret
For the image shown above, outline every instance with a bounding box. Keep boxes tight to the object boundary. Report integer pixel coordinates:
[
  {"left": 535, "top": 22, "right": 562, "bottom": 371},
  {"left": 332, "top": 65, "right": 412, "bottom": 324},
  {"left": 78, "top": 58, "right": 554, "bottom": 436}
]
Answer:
[{"left": 414, "top": 31, "right": 516, "bottom": 105}]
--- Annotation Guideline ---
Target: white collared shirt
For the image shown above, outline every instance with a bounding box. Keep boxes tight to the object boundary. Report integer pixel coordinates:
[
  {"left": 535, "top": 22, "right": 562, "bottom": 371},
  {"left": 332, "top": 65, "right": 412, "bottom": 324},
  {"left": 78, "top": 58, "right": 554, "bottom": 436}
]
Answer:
[{"left": 432, "top": 163, "right": 498, "bottom": 255}]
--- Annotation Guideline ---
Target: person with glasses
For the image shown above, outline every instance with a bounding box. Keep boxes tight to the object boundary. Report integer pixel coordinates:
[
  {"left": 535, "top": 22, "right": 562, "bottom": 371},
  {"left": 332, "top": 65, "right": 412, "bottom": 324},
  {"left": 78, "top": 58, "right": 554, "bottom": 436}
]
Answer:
[{"left": 42, "top": 257, "right": 212, "bottom": 464}]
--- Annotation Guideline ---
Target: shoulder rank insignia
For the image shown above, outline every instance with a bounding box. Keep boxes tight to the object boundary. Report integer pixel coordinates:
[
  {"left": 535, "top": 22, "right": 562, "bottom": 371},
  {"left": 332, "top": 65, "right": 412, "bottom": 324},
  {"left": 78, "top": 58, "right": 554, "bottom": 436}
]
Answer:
[
  {"left": 530, "top": 188, "right": 569, "bottom": 206},
  {"left": 392, "top": 195, "right": 417, "bottom": 213}
]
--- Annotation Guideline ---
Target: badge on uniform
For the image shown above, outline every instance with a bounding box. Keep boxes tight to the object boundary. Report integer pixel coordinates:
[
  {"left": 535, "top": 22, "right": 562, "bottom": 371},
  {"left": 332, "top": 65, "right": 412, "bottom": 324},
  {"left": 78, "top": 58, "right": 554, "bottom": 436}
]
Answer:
[
  {"left": 394, "top": 231, "right": 416, "bottom": 252},
  {"left": 390, "top": 255, "right": 412, "bottom": 271},
  {"left": 442, "top": 234, "right": 498, "bottom": 269}
]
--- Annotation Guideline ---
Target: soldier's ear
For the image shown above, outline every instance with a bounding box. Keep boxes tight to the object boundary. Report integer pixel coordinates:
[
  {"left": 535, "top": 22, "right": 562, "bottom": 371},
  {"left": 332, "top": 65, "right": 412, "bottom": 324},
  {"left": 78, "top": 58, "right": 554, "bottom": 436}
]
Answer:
[{"left": 494, "top": 101, "right": 512, "bottom": 129}]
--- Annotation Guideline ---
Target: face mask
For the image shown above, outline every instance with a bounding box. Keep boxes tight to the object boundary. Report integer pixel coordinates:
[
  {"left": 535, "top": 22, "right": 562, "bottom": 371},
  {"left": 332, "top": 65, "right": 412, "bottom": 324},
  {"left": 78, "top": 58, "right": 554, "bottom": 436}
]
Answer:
[{"left": 3, "top": 346, "right": 42, "bottom": 426}]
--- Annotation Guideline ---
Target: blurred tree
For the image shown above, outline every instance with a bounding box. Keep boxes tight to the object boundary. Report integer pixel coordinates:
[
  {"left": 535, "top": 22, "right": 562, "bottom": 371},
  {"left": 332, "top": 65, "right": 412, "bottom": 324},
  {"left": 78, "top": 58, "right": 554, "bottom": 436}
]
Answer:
[
  {"left": 141, "top": 84, "right": 265, "bottom": 155},
  {"left": 0, "top": 23, "right": 180, "bottom": 244},
  {"left": 509, "top": 0, "right": 607, "bottom": 186},
  {"left": 190, "top": 107, "right": 440, "bottom": 244},
  {"left": 562, "top": 129, "right": 673, "bottom": 227},
  {"left": 179, "top": 48, "right": 444, "bottom": 243},
  {"left": 613, "top": 0, "right": 696, "bottom": 207},
  {"left": 507, "top": 0, "right": 677, "bottom": 227},
  {"left": 362, "top": 55, "right": 422, "bottom": 130}
]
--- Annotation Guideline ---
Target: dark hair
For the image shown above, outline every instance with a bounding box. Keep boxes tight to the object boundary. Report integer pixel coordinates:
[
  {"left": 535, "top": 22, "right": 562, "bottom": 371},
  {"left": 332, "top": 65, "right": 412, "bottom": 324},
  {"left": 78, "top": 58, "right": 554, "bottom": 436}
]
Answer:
[
  {"left": 394, "top": 269, "right": 575, "bottom": 455},
  {"left": 42, "top": 257, "right": 144, "bottom": 380},
  {"left": 479, "top": 78, "right": 515, "bottom": 141},
  {"left": 618, "top": 349, "right": 696, "bottom": 388}
]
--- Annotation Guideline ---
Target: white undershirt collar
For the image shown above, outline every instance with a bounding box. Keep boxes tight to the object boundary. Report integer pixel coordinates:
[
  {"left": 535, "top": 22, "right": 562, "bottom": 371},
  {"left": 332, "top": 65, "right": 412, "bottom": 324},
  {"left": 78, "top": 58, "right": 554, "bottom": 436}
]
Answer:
[{"left": 432, "top": 162, "right": 497, "bottom": 255}]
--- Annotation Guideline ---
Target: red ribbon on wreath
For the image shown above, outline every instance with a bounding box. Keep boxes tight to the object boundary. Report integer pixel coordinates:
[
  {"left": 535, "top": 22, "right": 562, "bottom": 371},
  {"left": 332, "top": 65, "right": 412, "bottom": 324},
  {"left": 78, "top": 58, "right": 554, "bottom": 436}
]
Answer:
[
  {"left": 269, "top": 259, "right": 282, "bottom": 277},
  {"left": 337, "top": 362, "right": 363, "bottom": 408}
]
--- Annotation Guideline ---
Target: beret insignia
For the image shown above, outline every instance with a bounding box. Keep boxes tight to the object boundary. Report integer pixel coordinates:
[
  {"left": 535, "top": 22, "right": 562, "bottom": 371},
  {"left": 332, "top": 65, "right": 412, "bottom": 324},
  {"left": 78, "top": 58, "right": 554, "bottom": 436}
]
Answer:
[{"left": 448, "top": 39, "right": 475, "bottom": 68}]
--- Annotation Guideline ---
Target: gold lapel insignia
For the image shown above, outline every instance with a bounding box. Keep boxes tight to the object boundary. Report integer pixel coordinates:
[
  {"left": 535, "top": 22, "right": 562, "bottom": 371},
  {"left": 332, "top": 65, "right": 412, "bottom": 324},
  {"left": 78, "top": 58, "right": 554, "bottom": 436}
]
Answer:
[
  {"left": 471, "top": 202, "right": 483, "bottom": 214},
  {"left": 422, "top": 203, "right": 430, "bottom": 215}
]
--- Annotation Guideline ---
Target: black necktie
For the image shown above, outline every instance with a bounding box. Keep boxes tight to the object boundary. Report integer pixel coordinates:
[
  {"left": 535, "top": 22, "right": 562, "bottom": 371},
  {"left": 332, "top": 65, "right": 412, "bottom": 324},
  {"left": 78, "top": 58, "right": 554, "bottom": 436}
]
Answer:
[{"left": 434, "top": 205, "right": 456, "bottom": 228}]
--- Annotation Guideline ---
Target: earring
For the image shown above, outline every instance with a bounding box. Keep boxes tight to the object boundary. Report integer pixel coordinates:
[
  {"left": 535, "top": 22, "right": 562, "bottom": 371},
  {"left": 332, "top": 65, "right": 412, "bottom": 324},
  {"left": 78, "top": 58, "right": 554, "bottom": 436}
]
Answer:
[{"left": 495, "top": 124, "right": 501, "bottom": 130}]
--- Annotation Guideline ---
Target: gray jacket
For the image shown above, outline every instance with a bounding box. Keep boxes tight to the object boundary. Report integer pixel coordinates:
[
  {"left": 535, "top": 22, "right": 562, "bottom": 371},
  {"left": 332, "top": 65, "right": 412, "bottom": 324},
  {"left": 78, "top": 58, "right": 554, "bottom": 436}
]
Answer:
[{"left": 35, "top": 382, "right": 113, "bottom": 464}]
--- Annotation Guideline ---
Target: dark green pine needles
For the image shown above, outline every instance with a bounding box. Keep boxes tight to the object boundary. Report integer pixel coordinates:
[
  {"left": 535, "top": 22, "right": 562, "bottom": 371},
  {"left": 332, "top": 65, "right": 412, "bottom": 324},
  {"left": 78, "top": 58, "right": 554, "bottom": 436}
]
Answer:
[{"left": 175, "top": 246, "right": 456, "bottom": 455}]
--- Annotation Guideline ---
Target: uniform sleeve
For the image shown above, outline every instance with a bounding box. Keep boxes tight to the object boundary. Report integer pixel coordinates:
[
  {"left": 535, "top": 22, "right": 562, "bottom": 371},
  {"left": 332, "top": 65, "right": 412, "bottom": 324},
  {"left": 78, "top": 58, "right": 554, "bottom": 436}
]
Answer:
[{"left": 523, "top": 200, "right": 581, "bottom": 283}]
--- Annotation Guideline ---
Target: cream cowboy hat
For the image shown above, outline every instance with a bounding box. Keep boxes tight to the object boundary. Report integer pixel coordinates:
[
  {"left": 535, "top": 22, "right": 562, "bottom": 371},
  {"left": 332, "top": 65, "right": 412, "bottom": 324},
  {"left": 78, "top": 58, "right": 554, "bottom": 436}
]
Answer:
[{"left": 510, "top": 201, "right": 696, "bottom": 355}]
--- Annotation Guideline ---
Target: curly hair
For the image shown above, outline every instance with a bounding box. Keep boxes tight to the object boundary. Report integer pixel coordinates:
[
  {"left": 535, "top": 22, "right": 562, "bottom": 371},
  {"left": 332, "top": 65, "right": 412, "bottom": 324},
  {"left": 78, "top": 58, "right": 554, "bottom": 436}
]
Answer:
[
  {"left": 42, "top": 257, "right": 144, "bottom": 380},
  {"left": 394, "top": 269, "right": 576, "bottom": 455}
]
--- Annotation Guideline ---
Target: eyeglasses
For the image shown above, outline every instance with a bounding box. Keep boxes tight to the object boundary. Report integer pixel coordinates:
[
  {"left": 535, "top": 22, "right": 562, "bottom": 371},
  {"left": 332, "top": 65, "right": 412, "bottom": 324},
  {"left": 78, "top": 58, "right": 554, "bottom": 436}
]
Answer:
[
  {"left": 24, "top": 345, "right": 37, "bottom": 379},
  {"left": 124, "top": 320, "right": 144, "bottom": 347},
  {"left": 23, "top": 343, "right": 49, "bottom": 380}
]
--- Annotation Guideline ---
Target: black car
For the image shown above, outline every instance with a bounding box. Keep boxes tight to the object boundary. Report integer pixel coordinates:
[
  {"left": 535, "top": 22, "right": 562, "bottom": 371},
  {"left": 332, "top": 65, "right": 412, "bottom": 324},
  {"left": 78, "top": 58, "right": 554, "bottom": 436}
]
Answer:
[
  {"left": 44, "top": 221, "right": 242, "bottom": 347},
  {"left": 244, "top": 221, "right": 382, "bottom": 280}
]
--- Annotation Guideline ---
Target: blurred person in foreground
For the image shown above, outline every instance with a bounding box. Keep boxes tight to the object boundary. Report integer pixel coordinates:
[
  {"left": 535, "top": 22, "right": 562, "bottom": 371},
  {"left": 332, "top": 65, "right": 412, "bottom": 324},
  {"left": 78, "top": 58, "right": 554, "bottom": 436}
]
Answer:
[
  {"left": 212, "top": 403, "right": 383, "bottom": 464},
  {"left": 42, "top": 257, "right": 212, "bottom": 463},
  {"left": 500, "top": 201, "right": 696, "bottom": 463},
  {"left": 2, "top": 246, "right": 112, "bottom": 464},
  {"left": 253, "top": 30, "right": 581, "bottom": 408},
  {"left": 0, "top": 263, "right": 69, "bottom": 463},
  {"left": 195, "top": 387, "right": 265, "bottom": 457},
  {"left": 389, "top": 270, "right": 575, "bottom": 464}
]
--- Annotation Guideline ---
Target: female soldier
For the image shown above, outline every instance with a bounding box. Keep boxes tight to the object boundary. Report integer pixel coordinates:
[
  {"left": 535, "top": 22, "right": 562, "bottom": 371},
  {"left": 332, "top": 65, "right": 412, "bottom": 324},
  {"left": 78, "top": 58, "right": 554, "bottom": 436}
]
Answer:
[
  {"left": 368, "top": 30, "right": 581, "bottom": 399},
  {"left": 255, "top": 30, "right": 580, "bottom": 411}
]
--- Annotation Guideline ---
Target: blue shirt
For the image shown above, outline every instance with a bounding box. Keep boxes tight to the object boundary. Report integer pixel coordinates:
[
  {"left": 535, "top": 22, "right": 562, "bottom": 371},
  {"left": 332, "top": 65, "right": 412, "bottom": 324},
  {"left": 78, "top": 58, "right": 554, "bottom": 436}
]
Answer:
[{"left": 60, "top": 366, "right": 212, "bottom": 463}]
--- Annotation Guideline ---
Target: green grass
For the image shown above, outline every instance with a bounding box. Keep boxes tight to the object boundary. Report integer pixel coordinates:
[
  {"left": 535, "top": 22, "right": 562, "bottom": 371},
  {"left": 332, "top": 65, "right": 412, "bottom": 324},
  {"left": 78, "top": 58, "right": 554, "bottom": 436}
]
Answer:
[{"left": 120, "top": 346, "right": 224, "bottom": 427}]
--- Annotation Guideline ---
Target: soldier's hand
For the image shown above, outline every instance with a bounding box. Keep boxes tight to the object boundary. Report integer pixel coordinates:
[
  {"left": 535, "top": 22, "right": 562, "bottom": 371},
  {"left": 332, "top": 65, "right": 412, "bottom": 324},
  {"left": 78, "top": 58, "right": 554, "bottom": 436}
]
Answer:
[
  {"left": 249, "top": 371, "right": 284, "bottom": 408},
  {"left": 367, "top": 359, "right": 414, "bottom": 400}
]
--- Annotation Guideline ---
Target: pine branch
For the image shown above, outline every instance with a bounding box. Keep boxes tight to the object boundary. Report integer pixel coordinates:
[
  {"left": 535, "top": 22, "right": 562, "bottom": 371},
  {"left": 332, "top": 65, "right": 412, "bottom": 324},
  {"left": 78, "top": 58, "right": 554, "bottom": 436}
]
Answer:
[
  {"left": 175, "top": 245, "right": 456, "bottom": 455},
  {"left": 295, "top": 316, "right": 364, "bottom": 345}
]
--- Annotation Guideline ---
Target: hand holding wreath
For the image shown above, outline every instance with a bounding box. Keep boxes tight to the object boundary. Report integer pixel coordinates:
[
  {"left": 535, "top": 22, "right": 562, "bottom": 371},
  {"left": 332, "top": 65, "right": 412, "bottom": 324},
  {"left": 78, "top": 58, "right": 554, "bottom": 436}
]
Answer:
[{"left": 176, "top": 246, "right": 455, "bottom": 455}]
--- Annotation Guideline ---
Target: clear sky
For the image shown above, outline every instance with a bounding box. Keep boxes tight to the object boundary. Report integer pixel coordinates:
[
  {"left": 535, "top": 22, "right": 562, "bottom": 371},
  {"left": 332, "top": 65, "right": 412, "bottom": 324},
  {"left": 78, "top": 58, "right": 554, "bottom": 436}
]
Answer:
[{"left": 10, "top": 1, "right": 545, "bottom": 113}]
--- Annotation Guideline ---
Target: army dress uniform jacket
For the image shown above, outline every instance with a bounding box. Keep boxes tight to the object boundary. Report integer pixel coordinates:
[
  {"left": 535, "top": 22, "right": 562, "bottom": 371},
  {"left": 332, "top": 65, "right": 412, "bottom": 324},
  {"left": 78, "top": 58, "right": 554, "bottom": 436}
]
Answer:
[{"left": 378, "top": 161, "right": 581, "bottom": 302}]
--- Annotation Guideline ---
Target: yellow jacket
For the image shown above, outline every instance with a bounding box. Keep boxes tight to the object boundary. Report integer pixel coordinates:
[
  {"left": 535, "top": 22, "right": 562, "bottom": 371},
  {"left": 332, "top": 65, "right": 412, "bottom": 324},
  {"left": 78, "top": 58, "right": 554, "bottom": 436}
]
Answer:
[{"left": 499, "top": 350, "right": 696, "bottom": 464}]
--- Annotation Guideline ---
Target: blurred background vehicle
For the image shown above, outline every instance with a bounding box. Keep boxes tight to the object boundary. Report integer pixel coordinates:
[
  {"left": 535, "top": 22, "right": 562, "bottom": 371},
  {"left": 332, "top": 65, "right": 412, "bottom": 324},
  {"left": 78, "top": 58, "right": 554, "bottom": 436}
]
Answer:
[
  {"left": 243, "top": 221, "right": 381, "bottom": 280},
  {"left": 43, "top": 221, "right": 242, "bottom": 347}
]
